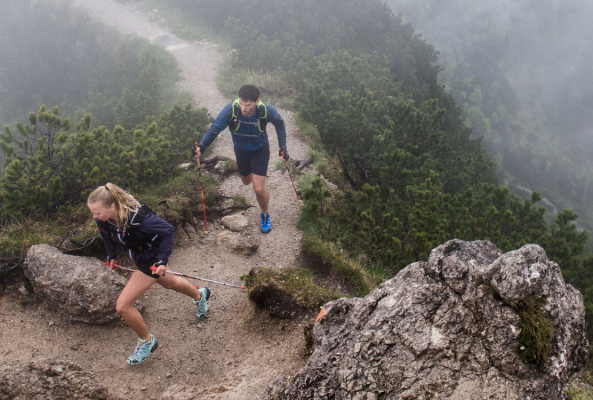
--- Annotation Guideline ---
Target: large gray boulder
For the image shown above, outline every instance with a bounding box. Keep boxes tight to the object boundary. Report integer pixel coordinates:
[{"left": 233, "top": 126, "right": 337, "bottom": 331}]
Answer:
[
  {"left": 24, "top": 244, "right": 141, "bottom": 324},
  {"left": 271, "top": 240, "right": 588, "bottom": 399},
  {"left": 0, "top": 358, "right": 121, "bottom": 399}
]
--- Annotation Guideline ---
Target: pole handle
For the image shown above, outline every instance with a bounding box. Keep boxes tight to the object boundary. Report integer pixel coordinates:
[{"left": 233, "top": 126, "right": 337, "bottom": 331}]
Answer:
[{"left": 195, "top": 141, "right": 201, "bottom": 169}]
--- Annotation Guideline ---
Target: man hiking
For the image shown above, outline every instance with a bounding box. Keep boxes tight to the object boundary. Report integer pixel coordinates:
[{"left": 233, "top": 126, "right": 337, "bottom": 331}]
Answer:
[{"left": 194, "top": 84, "right": 288, "bottom": 233}]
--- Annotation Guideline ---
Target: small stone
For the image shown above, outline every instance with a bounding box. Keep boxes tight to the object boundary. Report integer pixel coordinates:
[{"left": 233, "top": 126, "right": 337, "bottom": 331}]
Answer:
[
  {"left": 165, "top": 373, "right": 171, "bottom": 378},
  {"left": 18, "top": 285, "right": 29, "bottom": 296},
  {"left": 141, "top": 387, "right": 147, "bottom": 391}
]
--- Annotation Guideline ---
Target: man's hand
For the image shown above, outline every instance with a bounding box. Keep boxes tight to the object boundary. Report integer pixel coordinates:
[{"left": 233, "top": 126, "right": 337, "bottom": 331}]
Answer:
[
  {"left": 192, "top": 145, "right": 203, "bottom": 159},
  {"left": 279, "top": 148, "right": 289, "bottom": 161}
]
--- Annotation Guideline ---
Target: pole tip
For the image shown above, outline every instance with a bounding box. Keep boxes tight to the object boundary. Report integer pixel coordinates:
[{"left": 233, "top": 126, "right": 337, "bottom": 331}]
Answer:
[
  {"left": 241, "top": 285, "right": 245, "bottom": 289},
  {"left": 205, "top": 230, "right": 209, "bottom": 234}
]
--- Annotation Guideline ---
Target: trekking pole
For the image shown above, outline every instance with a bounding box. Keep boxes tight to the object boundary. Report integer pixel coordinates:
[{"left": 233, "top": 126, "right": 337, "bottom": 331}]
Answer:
[
  {"left": 195, "top": 142, "right": 209, "bottom": 234},
  {"left": 104, "top": 262, "right": 245, "bottom": 289},
  {"left": 281, "top": 151, "right": 301, "bottom": 204}
]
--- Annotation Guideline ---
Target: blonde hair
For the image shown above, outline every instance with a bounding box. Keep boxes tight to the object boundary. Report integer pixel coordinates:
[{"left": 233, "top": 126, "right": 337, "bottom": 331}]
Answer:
[{"left": 87, "top": 183, "right": 140, "bottom": 229}]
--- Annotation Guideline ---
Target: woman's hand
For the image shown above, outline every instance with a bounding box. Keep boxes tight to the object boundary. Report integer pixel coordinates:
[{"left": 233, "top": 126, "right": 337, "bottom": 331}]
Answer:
[
  {"left": 108, "top": 259, "right": 117, "bottom": 271},
  {"left": 153, "top": 264, "right": 167, "bottom": 276}
]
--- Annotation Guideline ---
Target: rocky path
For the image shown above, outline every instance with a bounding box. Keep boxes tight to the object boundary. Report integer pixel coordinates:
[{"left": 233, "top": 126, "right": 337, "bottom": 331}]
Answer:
[{"left": 0, "top": 1, "right": 311, "bottom": 398}]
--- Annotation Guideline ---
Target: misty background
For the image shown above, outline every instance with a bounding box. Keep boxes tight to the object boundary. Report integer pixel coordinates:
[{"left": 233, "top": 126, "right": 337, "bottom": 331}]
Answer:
[
  {"left": 2, "top": 0, "right": 593, "bottom": 352},
  {"left": 386, "top": 0, "right": 593, "bottom": 238}
]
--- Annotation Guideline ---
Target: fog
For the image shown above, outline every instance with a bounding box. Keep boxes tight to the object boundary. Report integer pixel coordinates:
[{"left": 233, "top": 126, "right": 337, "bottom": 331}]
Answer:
[
  {"left": 380, "top": 0, "right": 593, "bottom": 236},
  {"left": 386, "top": 0, "right": 593, "bottom": 146}
]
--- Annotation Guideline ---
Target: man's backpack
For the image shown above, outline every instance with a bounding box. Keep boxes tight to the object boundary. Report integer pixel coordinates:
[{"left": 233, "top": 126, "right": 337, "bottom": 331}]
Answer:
[{"left": 228, "top": 98, "right": 268, "bottom": 134}]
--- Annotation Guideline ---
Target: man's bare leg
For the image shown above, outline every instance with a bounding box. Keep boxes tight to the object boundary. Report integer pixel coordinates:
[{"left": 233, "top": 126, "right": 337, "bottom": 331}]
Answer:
[{"left": 241, "top": 173, "right": 269, "bottom": 213}]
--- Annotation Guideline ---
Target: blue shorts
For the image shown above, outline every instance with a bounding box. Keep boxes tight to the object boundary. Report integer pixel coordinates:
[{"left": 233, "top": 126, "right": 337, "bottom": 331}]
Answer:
[{"left": 234, "top": 145, "right": 270, "bottom": 177}]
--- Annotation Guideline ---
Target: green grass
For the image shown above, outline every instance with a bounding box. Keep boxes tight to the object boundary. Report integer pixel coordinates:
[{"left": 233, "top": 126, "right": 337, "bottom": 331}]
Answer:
[
  {"left": 506, "top": 296, "right": 555, "bottom": 369},
  {"left": 567, "top": 385, "right": 593, "bottom": 400},
  {"left": 567, "top": 369, "right": 593, "bottom": 400},
  {"left": 0, "top": 215, "right": 72, "bottom": 259},
  {"left": 302, "top": 233, "right": 384, "bottom": 297},
  {"left": 274, "top": 160, "right": 285, "bottom": 171},
  {"left": 233, "top": 195, "right": 246, "bottom": 206},
  {"left": 241, "top": 266, "right": 340, "bottom": 310}
]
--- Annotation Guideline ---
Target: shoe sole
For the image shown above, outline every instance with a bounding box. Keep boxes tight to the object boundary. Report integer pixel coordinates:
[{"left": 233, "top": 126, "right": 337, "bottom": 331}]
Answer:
[{"left": 126, "top": 341, "right": 158, "bottom": 365}]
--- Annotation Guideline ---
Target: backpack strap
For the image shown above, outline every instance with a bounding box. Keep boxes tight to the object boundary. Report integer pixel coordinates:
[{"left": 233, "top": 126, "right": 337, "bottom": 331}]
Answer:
[
  {"left": 229, "top": 99, "right": 241, "bottom": 132},
  {"left": 257, "top": 100, "right": 267, "bottom": 132},
  {"left": 229, "top": 98, "right": 267, "bottom": 133}
]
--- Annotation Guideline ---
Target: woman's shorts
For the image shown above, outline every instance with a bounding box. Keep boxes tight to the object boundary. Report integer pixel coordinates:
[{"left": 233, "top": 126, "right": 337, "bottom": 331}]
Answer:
[
  {"left": 234, "top": 145, "right": 270, "bottom": 177},
  {"left": 137, "top": 256, "right": 160, "bottom": 279}
]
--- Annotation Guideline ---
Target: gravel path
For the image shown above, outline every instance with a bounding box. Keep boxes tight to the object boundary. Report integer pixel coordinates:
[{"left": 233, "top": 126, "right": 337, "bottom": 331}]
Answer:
[{"left": 0, "top": 1, "right": 313, "bottom": 398}]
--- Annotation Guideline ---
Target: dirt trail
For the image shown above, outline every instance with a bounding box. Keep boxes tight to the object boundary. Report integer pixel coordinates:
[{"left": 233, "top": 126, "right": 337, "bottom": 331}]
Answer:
[{"left": 0, "top": 1, "right": 312, "bottom": 398}]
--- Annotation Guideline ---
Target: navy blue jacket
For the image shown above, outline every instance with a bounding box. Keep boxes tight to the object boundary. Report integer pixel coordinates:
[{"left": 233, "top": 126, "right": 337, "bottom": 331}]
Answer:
[
  {"left": 96, "top": 208, "right": 175, "bottom": 267},
  {"left": 199, "top": 103, "right": 287, "bottom": 153}
]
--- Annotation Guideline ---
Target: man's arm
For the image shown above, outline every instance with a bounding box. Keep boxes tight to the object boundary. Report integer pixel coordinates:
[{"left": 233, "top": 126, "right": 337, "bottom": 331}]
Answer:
[
  {"left": 267, "top": 104, "right": 287, "bottom": 150},
  {"left": 197, "top": 104, "right": 233, "bottom": 153}
]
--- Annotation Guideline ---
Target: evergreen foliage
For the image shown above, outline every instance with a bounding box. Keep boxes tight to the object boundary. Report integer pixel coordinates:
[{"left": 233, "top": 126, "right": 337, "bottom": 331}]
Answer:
[{"left": 0, "top": 104, "right": 209, "bottom": 220}]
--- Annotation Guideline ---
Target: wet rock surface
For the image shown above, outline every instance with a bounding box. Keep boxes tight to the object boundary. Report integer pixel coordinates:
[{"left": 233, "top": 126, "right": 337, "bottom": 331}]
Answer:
[{"left": 271, "top": 240, "right": 588, "bottom": 399}]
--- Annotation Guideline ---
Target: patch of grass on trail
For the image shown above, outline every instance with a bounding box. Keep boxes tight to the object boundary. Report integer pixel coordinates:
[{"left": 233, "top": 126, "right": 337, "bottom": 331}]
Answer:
[
  {"left": 301, "top": 233, "right": 384, "bottom": 297},
  {"left": 0, "top": 170, "right": 220, "bottom": 260},
  {"left": 567, "top": 382, "right": 593, "bottom": 400},
  {"left": 241, "top": 267, "right": 339, "bottom": 318}
]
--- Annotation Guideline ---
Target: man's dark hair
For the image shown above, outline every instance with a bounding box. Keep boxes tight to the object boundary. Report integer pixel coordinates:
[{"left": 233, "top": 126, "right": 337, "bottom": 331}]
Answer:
[{"left": 238, "top": 85, "right": 260, "bottom": 102}]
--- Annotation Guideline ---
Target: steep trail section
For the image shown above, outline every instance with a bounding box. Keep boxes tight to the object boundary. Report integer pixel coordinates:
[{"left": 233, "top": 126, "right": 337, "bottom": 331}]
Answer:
[{"left": 1, "top": 1, "right": 311, "bottom": 398}]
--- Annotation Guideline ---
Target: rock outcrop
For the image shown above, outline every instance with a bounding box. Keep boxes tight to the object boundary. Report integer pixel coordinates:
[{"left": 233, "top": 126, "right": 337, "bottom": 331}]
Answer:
[
  {"left": 0, "top": 359, "right": 120, "bottom": 399},
  {"left": 24, "top": 244, "right": 142, "bottom": 324},
  {"left": 270, "top": 240, "right": 588, "bottom": 399},
  {"left": 221, "top": 214, "right": 249, "bottom": 232},
  {"left": 216, "top": 231, "right": 258, "bottom": 256}
]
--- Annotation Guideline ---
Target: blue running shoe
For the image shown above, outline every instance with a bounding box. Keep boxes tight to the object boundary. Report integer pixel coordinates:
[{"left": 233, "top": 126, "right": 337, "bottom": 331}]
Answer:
[
  {"left": 261, "top": 213, "right": 271, "bottom": 233},
  {"left": 193, "top": 287, "right": 211, "bottom": 319},
  {"left": 126, "top": 334, "right": 158, "bottom": 365}
]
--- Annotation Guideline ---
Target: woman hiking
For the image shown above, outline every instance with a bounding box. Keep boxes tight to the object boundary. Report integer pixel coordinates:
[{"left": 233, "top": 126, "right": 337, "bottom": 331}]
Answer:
[{"left": 87, "top": 183, "right": 211, "bottom": 365}]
